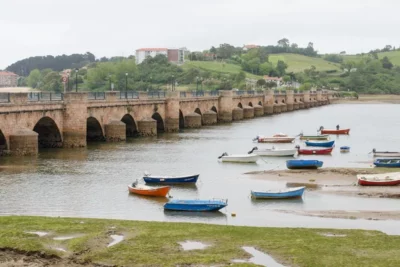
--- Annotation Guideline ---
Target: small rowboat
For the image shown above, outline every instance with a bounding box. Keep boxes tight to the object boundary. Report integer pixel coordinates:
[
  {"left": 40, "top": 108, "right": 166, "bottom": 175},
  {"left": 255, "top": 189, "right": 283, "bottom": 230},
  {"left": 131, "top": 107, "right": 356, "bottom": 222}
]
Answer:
[
  {"left": 286, "top": 159, "right": 323, "bottom": 169},
  {"left": 251, "top": 186, "right": 305, "bottom": 199},
  {"left": 305, "top": 140, "right": 335, "bottom": 147},
  {"left": 143, "top": 173, "right": 199, "bottom": 184},
  {"left": 247, "top": 146, "right": 297, "bottom": 157},
  {"left": 164, "top": 199, "right": 228, "bottom": 211},
  {"left": 318, "top": 126, "right": 350, "bottom": 135},
  {"left": 373, "top": 158, "right": 400, "bottom": 168},
  {"left": 371, "top": 149, "right": 400, "bottom": 157},
  {"left": 253, "top": 134, "right": 295, "bottom": 143},
  {"left": 128, "top": 182, "right": 170, "bottom": 197},
  {"left": 299, "top": 134, "right": 329, "bottom": 141},
  {"left": 357, "top": 172, "right": 400, "bottom": 186},
  {"left": 296, "top": 146, "right": 333, "bottom": 155},
  {"left": 340, "top": 146, "right": 350, "bottom": 153},
  {"left": 218, "top": 152, "right": 259, "bottom": 163}
]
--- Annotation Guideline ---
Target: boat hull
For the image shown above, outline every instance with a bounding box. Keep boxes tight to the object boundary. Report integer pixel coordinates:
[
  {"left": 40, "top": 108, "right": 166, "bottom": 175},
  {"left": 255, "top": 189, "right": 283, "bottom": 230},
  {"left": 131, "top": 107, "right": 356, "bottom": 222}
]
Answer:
[
  {"left": 373, "top": 152, "right": 400, "bottom": 157},
  {"left": 373, "top": 159, "right": 400, "bottom": 168},
  {"left": 357, "top": 172, "right": 400, "bottom": 186},
  {"left": 300, "top": 135, "right": 329, "bottom": 140},
  {"left": 253, "top": 149, "right": 297, "bottom": 157},
  {"left": 143, "top": 174, "right": 199, "bottom": 184},
  {"left": 221, "top": 154, "right": 259, "bottom": 163},
  {"left": 358, "top": 178, "right": 400, "bottom": 186},
  {"left": 128, "top": 185, "right": 170, "bottom": 197},
  {"left": 286, "top": 160, "right": 323, "bottom": 169},
  {"left": 257, "top": 138, "right": 295, "bottom": 143},
  {"left": 321, "top": 129, "right": 350, "bottom": 135},
  {"left": 305, "top": 140, "right": 335, "bottom": 147},
  {"left": 251, "top": 187, "right": 305, "bottom": 199},
  {"left": 297, "top": 147, "right": 333, "bottom": 155},
  {"left": 164, "top": 200, "right": 227, "bottom": 211}
]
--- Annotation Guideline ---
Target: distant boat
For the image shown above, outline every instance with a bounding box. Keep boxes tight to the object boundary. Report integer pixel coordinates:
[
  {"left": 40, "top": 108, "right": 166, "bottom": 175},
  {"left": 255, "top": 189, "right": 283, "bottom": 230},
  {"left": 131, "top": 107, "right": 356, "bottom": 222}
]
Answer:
[
  {"left": 128, "top": 181, "right": 170, "bottom": 197},
  {"left": 247, "top": 146, "right": 297, "bottom": 157},
  {"left": 373, "top": 158, "right": 400, "bottom": 168},
  {"left": 164, "top": 199, "right": 228, "bottom": 211},
  {"left": 357, "top": 172, "right": 400, "bottom": 186},
  {"left": 296, "top": 146, "right": 333, "bottom": 155},
  {"left": 371, "top": 149, "right": 400, "bottom": 157},
  {"left": 299, "top": 134, "right": 329, "bottom": 140},
  {"left": 340, "top": 146, "right": 350, "bottom": 153},
  {"left": 251, "top": 186, "right": 306, "bottom": 199},
  {"left": 319, "top": 126, "right": 350, "bottom": 135},
  {"left": 143, "top": 173, "right": 199, "bottom": 184},
  {"left": 218, "top": 152, "right": 259, "bottom": 163},
  {"left": 305, "top": 140, "right": 335, "bottom": 147},
  {"left": 286, "top": 159, "right": 323, "bottom": 169},
  {"left": 253, "top": 133, "right": 296, "bottom": 143}
]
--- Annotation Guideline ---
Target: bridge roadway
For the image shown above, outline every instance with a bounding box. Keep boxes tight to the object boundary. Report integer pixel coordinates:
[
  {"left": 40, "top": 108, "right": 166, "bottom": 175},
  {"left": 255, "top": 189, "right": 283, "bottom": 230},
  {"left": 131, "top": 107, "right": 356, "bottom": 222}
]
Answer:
[{"left": 0, "top": 89, "right": 331, "bottom": 156}]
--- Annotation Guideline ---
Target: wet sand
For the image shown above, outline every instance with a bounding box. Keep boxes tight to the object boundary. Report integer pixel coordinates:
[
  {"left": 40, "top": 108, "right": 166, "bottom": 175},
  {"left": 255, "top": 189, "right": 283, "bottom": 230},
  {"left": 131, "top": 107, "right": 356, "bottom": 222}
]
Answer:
[
  {"left": 333, "top": 94, "right": 400, "bottom": 104},
  {"left": 276, "top": 210, "right": 400, "bottom": 221},
  {"left": 245, "top": 168, "right": 400, "bottom": 199}
]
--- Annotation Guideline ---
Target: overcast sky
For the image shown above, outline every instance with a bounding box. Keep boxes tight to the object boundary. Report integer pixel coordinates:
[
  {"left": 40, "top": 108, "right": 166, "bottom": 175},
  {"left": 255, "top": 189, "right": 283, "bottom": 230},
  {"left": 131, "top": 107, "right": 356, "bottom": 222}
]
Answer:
[{"left": 1, "top": 0, "right": 399, "bottom": 68}]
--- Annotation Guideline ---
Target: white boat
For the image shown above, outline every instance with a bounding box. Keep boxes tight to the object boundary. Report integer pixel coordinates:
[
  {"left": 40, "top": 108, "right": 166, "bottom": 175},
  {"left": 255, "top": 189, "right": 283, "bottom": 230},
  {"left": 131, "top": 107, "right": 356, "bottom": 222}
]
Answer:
[
  {"left": 372, "top": 148, "right": 400, "bottom": 157},
  {"left": 253, "top": 134, "right": 295, "bottom": 143},
  {"left": 357, "top": 172, "right": 400, "bottom": 186},
  {"left": 218, "top": 152, "right": 260, "bottom": 163},
  {"left": 248, "top": 146, "right": 297, "bottom": 157}
]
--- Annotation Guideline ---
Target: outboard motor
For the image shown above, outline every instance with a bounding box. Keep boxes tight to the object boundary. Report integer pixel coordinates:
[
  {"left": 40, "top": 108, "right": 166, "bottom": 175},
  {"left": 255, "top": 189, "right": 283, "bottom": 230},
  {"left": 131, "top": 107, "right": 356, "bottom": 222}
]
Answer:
[
  {"left": 248, "top": 147, "right": 258, "bottom": 154},
  {"left": 252, "top": 136, "right": 259, "bottom": 142},
  {"left": 336, "top": 125, "right": 340, "bottom": 130},
  {"left": 372, "top": 148, "right": 376, "bottom": 153},
  {"left": 295, "top": 145, "right": 300, "bottom": 150},
  {"left": 218, "top": 152, "right": 228, "bottom": 159},
  {"left": 131, "top": 179, "right": 138, "bottom": 187},
  {"left": 318, "top": 126, "right": 324, "bottom": 131}
]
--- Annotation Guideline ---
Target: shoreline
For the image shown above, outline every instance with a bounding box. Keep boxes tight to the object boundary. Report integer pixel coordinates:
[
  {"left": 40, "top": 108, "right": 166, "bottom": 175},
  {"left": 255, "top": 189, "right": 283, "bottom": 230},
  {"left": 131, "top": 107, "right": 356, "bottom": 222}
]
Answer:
[{"left": 332, "top": 94, "right": 400, "bottom": 104}]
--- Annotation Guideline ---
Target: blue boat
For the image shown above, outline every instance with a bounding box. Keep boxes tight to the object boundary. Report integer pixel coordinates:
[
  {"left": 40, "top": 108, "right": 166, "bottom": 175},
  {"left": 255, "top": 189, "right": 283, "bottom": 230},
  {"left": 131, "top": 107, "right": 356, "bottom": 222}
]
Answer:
[
  {"left": 164, "top": 199, "right": 228, "bottom": 211},
  {"left": 340, "top": 146, "right": 350, "bottom": 153},
  {"left": 251, "top": 186, "right": 305, "bottom": 199},
  {"left": 286, "top": 160, "right": 323, "bottom": 169},
  {"left": 305, "top": 140, "right": 335, "bottom": 147},
  {"left": 373, "top": 158, "right": 400, "bottom": 168},
  {"left": 143, "top": 173, "right": 199, "bottom": 184}
]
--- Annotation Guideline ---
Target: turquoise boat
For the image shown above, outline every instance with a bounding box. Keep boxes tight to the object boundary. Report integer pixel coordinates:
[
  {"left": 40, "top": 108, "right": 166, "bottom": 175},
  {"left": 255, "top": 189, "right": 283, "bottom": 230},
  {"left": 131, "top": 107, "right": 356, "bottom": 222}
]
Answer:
[
  {"left": 164, "top": 199, "right": 228, "bottom": 211},
  {"left": 251, "top": 186, "right": 305, "bottom": 199},
  {"left": 286, "top": 160, "right": 323, "bottom": 169},
  {"left": 305, "top": 140, "right": 335, "bottom": 147}
]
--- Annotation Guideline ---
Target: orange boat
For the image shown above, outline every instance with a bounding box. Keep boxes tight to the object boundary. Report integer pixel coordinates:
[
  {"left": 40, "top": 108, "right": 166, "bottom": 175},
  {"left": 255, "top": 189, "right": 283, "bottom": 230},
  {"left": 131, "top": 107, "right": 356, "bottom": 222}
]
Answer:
[
  {"left": 128, "top": 183, "right": 170, "bottom": 197},
  {"left": 321, "top": 128, "right": 350, "bottom": 135}
]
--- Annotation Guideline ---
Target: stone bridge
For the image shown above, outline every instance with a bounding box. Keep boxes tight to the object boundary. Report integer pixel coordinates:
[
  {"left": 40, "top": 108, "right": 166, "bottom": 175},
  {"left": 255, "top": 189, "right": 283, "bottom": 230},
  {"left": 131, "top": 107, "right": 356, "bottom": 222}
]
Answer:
[{"left": 0, "top": 89, "right": 331, "bottom": 156}]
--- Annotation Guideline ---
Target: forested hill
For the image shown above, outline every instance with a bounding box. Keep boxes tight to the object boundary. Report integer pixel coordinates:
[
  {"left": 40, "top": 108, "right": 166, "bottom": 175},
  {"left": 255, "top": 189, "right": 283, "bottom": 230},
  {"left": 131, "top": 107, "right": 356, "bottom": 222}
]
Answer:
[{"left": 6, "top": 52, "right": 96, "bottom": 76}]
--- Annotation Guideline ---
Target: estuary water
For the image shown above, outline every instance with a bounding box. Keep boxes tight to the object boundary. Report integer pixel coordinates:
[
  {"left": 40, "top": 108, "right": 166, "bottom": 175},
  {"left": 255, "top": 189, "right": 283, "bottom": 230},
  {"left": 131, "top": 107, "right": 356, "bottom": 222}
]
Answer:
[{"left": 1, "top": 103, "right": 400, "bottom": 234}]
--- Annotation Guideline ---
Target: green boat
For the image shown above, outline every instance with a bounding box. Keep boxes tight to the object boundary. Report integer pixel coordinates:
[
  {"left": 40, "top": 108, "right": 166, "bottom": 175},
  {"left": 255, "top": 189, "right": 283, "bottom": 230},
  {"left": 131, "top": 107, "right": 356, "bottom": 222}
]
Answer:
[{"left": 299, "top": 134, "right": 329, "bottom": 140}]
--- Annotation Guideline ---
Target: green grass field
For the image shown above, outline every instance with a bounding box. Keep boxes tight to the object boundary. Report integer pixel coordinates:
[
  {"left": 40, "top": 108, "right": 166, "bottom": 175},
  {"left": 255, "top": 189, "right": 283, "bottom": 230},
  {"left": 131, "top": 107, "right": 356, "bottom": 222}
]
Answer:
[
  {"left": 1, "top": 216, "right": 400, "bottom": 267},
  {"left": 269, "top": 53, "right": 341, "bottom": 73},
  {"left": 343, "top": 50, "right": 400, "bottom": 65},
  {"left": 183, "top": 61, "right": 262, "bottom": 79}
]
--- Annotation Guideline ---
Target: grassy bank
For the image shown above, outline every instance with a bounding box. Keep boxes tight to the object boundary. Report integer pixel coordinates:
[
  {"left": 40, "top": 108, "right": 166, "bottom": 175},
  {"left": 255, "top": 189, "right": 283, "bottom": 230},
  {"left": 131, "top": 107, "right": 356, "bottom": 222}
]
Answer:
[{"left": 1, "top": 216, "right": 400, "bottom": 266}]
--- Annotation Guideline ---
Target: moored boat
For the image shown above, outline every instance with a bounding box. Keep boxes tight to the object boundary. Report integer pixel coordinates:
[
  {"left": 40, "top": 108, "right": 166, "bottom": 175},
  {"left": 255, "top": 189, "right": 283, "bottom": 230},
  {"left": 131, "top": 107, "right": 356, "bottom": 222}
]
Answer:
[
  {"left": 299, "top": 134, "right": 329, "bottom": 141},
  {"left": 128, "top": 181, "right": 171, "bottom": 197},
  {"left": 143, "top": 173, "right": 199, "bottom": 184},
  {"left": 340, "top": 146, "right": 350, "bottom": 153},
  {"left": 318, "top": 126, "right": 350, "bottom": 135},
  {"left": 247, "top": 146, "right": 297, "bottom": 157},
  {"left": 164, "top": 199, "right": 228, "bottom": 211},
  {"left": 251, "top": 186, "right": 305, "bottom": 199},
  {"left": 286, "top": 159, "right": 323, "bottom": 169},
  {"left": 373, "top": 158, "right": 400, "bottom": 168},
  {"left": 305, "top": 140, "right": 335, "bottom": 147},
  {"left": 218, "top": 152, "right": 259, "bottom": 163},
  {"left": 371, "top": 149, "right": 400, "bottom": 157},
  {"left": 253, "top": 134, "right": 295, "bottom": 143},
  {"left": 296, "top": 146, "right": 333, "bottom": 155},
  {"left": 357, "top": 172, "right": 400, "bottom": 186}
]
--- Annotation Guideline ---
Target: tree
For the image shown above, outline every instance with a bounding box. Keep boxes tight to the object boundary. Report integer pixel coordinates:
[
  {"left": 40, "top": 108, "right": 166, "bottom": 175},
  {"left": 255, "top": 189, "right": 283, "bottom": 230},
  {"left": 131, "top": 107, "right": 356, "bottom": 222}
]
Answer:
[
  {"left": 42, "top": 71, "right": 62, "bottom": 92},
  {"left": 381, "top": 56, "right": 393, "bottom": 69},
  {"left": 340, "top": 51, "right": 346, "bottom": 55},
  {"left": 277, "top": 38, "right": 289, "bottom": 47},
  {"left": 256, "top": 79, "right": 266, "bottom": 88},
  {"left": 27, "top": 69, "right": 42, "bottom": 88},
  {"left": 276, "top": 60, "right": 288, "bottom": 76},
  {"left": 210, "top": 46, "right": 217, "bottom": 53},
  {"left": 382, "top": 45, "right": 392, "bottom": 52},
  {"left": 235, "top": 71, "right": 246, "bottom": 85},
  {"left": 259, "top": 62, "right": 274, "bottom": 75},
  {"left": 217, "top": 43, "right": 235, "bottom": 59},
  {"left": 283, "top": 75, "right": 291, "bottom": 83},
  {"left": 291, "top": 43, "right": 298, "bottom": 49},
  {"left": 266, "top": 81, "right": 277, "bottom": 89}
]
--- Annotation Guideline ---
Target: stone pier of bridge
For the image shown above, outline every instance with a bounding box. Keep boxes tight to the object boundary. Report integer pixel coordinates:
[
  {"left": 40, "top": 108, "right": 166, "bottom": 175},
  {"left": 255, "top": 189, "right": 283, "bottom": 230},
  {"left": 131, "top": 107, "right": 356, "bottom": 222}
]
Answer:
[{"left": 0, "top": 89, "right": 332, "bottom": 156}]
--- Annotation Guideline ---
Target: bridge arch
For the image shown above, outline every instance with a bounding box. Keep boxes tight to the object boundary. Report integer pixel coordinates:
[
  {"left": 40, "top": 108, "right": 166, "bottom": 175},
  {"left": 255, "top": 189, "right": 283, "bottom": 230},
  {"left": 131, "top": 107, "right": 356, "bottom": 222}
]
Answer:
[
  {"left": 151, "top": 112, "right": 164, "bottom": 133},
  {"left": 33, "top": 116, "right": 62, "bottom": 148},
  {"left": 281, "top": 99, "right": 285, "bottom": 103},
  {"left": 248, "top": 102, "right": 253, "bottom": 107},
  {"left": 179, "top": 110, "right": 185, "bottom": 129},
  {"left": 194, "top": 108, "right": 202, "bottom": 116},
  {"left": 258, "top": 101, "right": 262, "bottom": 106},
  {"left": 274, "top": 100, "right": 278, "bottom": 104},
  {"left": 294, "top": 98, "right": 297, "bottom": 103},
  {"left": 0, "top": 130, "right": 7, "bottom": 154},
  {"left": 237, "top": 103, "right": 243, "bottom": 109},
  {"left": 121, "top": 114, "right": 138, "bottom": 137},
  {"left": 211, "top": 106, "right": 217, "bottom": 113},
  {"left": 87, "top": 117, "right": 104, "bottom": 142}
]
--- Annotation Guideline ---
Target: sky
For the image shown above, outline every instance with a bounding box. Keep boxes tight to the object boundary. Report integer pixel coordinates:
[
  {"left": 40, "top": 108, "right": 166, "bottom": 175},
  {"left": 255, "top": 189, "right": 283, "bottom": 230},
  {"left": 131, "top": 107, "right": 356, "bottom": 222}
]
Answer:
[{"left": 1, "top": 0, "right": 399, "bottom": 69}]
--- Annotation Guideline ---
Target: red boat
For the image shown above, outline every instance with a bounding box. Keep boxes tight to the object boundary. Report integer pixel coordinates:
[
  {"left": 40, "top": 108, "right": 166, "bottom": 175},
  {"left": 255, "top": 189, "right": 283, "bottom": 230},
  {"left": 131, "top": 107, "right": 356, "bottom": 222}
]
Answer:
[
  {"left": 357, "top": 173, "right": 400, "bottom": 186},
  {"left": 296, "top": 146, "right": 333, "bottom": 155},
  {"left": 321, "top": 128, "right": 350, "bottom": 135}
]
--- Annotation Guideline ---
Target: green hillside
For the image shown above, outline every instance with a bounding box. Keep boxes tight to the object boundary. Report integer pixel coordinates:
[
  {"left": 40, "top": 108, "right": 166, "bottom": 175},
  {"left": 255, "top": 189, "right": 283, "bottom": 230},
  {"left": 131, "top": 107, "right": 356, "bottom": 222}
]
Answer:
[
  {"left": 343, "top": 50, "right": 400, "bottom": 65},
  {"left": 182, "top": 61, "right": 262, "bottom": 79},
  {"left": 269, "top": 53, "right": 341, "bottom": 73}
]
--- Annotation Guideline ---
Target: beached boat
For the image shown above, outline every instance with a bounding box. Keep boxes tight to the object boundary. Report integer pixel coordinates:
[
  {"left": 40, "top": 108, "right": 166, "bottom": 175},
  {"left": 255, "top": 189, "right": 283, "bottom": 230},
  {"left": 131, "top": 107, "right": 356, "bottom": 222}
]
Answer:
[
  {"left": 143, "top": 173, "right": 199, "bottom": 184},
  {"left": 373, "top": 158, "right": 400, "bottom": 168},
  {"left": 164, "top": 199, "right": 228, "bottom": 211},
  {"left": 128, "top": 182, "right": 171, "bottom": 197},
  {"left": 251, "top": 186, "right": 306, "bottom": 199},
  {"left": 296, "top": 146, "right": 333, "bottom": 155},
  {"left": 357, "top": 172, "right": 400, "bottom": 186},
  {"left": 286, "top": 159, "right": 323, "bottom": 169},
  {"left": 247, "top": 146, "right": 297, "bottom": 157},
  {"left": 371, "top": 149, "right": 400, "bottom": 157},
  {"left": 304, "top": 140, "right": 335, "bottom": 147},
  {"left": 340, "top": 146, "right": 350, "bottom": 153},
  {"left": 253, "top": 133, "right": 296, "bottom": 143},
  {"left": 218, "top": 152, "right": 260, "bottom": 163},
  {"left": 299, "top": 134, "right": 329, "bottom": 141},
  {"left": 318, "top": 126, "right": 350, "bottom": 135}
]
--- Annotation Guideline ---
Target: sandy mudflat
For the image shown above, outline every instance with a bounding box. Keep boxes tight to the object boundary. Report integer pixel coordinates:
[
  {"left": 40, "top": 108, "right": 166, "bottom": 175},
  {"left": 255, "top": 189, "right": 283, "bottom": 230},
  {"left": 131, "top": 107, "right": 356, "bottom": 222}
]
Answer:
[
  {"left": 333, "top": 94, "right": 400, "bottom": 104},
  {"left": 245, "top": 168, "right": 400, "bottom": 198},
  {"left": 276, "top": 210, "right": 400, "bottom": 221}
]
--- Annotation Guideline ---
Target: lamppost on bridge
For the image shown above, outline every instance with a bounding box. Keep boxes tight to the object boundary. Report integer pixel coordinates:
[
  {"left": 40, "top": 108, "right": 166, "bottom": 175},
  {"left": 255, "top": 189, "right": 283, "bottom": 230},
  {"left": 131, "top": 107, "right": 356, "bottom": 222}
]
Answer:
[
  {"left": 75, "top": 68, "right": 78, "bottom": 92},
  {"left": 125, "top": 73, "right": 128, "bottom": 91},
  {"left": 200, "top": 77, "right": 203, "bottom": 91},
  {"left": 196, "top": 76, "right": 199, "bottom": 91},
  {"left": 171, "top": 75, "right": 175, "bottom": 91},
  {"left": 108, "top": 74, "right": 112, "bottom": 91}
]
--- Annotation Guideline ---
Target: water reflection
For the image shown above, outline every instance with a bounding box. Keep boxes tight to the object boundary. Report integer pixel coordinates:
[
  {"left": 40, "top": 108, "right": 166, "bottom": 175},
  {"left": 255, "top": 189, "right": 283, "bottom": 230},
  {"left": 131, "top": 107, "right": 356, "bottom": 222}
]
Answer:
[{"left": 163, "top": 210, "right": 228, "bottom": 220}]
